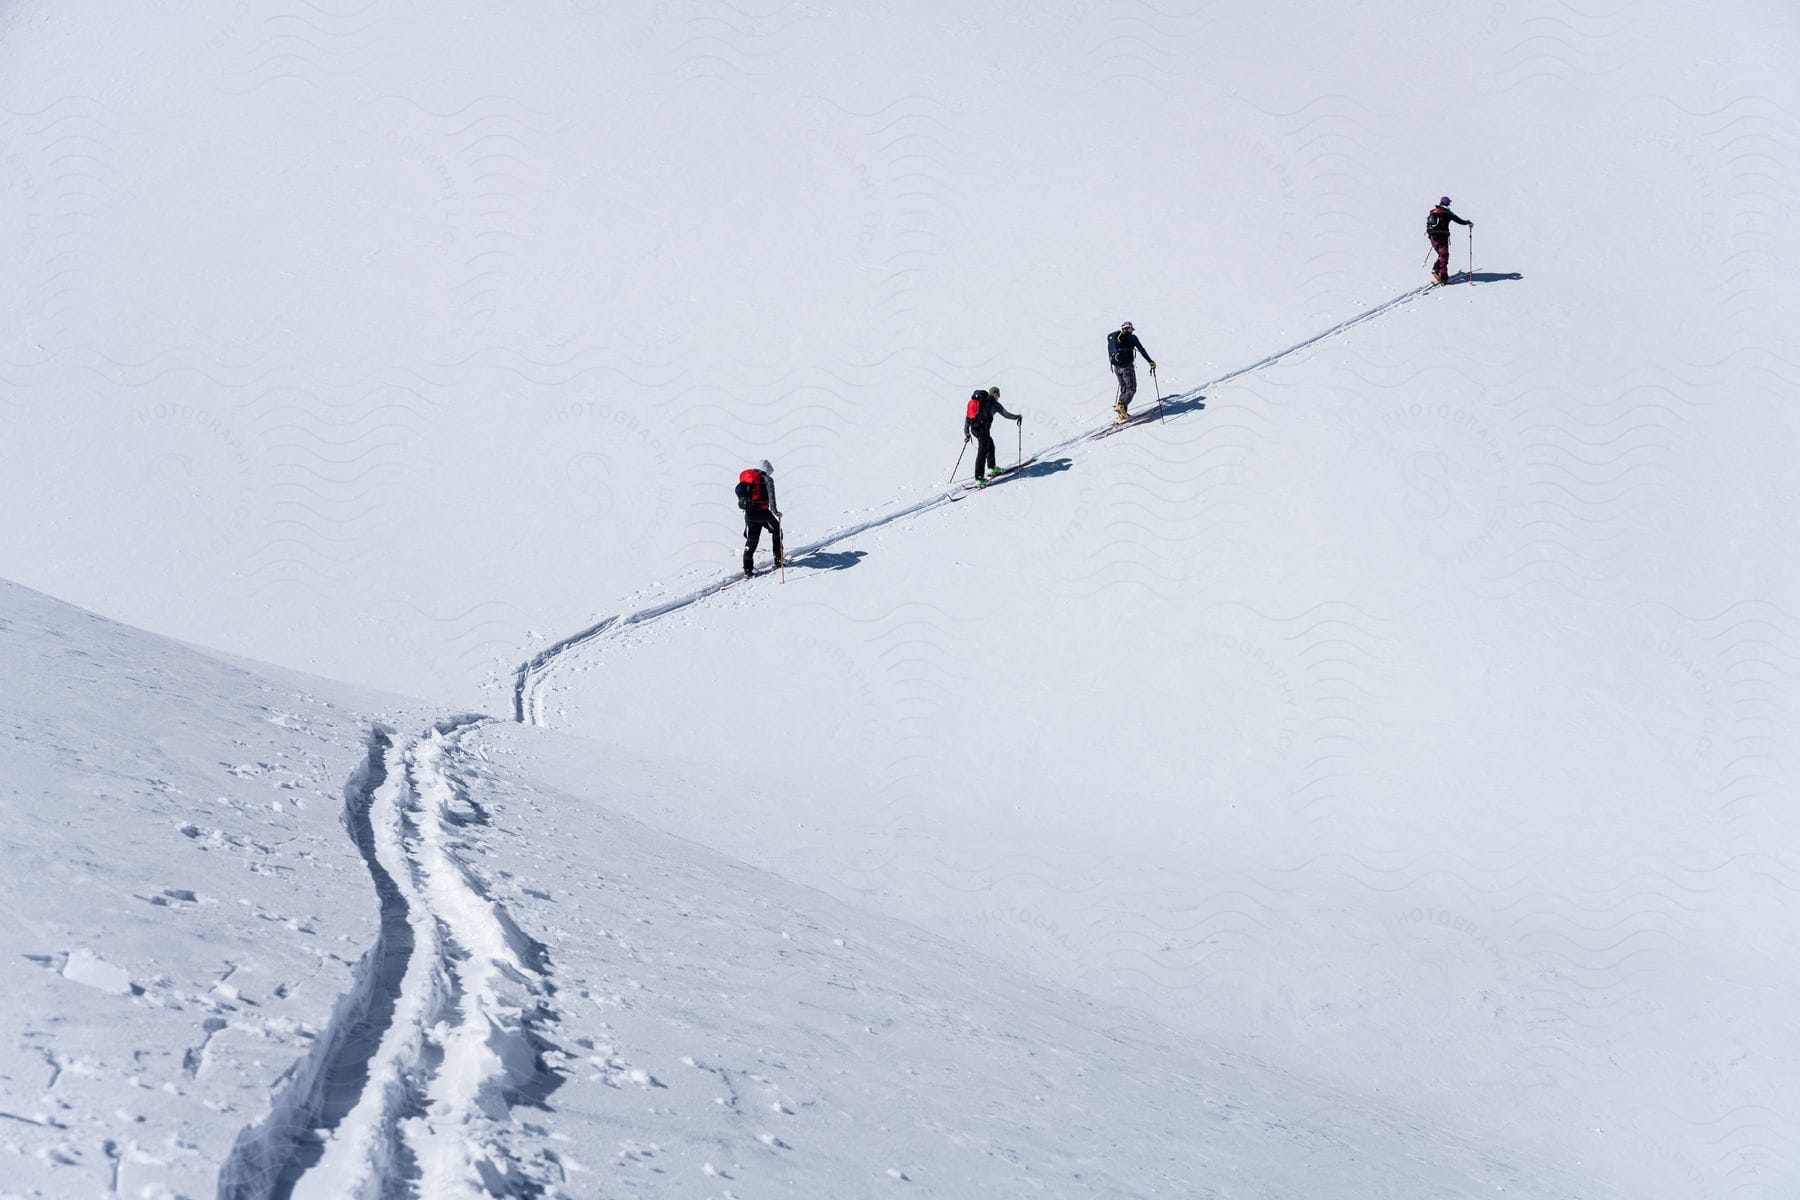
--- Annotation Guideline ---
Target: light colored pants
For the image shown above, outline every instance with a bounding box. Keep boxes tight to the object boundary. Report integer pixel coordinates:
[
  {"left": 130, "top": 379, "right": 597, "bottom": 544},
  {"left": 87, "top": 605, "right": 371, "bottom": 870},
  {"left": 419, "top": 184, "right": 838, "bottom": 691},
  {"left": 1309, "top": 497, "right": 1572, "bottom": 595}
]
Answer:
[{"left": 1113, "top": 364, "right": 1137, "bottom": 409}]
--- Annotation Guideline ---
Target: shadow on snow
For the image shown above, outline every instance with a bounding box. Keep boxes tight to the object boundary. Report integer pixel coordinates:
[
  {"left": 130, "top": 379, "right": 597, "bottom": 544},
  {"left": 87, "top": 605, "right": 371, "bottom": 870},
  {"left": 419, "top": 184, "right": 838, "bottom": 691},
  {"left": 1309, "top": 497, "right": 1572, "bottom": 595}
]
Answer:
[{"left": 786, "top": 548, "right": 867, "bottom": 571}]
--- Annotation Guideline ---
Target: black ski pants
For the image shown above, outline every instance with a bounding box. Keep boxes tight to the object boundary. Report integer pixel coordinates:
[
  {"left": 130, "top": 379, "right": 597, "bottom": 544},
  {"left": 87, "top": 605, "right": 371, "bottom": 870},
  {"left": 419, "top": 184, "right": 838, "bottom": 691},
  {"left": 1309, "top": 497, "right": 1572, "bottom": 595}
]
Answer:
[
  {"left": 1113, "top": 363, "right": 1138, "bottom": 410},
  {"left": 744, "top": 508, "right": 782, "bottom": 573},
  {"left": 973, "top": 427, "right": 999, "bottom": 479}
]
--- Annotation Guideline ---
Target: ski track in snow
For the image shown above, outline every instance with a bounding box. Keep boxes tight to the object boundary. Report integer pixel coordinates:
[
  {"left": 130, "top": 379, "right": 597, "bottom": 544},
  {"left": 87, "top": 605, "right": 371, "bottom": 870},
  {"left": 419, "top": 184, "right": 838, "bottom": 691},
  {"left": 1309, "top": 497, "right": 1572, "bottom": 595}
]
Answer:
[
  {"left": 219, "top": 718, "right": 558, "bottom": 1200},
  {"left": 514, "top": 282, "right": 1437, "bottom": 725}
]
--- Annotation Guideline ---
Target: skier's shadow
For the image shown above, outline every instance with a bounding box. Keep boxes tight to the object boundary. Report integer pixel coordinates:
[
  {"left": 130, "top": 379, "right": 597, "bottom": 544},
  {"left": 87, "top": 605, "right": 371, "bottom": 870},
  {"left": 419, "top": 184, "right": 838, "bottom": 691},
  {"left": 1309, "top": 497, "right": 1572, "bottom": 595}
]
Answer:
[
  {"left": 1007, "top": 456, "right": 1074, "bottom": 479},
  {"left": 787, "top": 548, "right": 866, "bottom": 571},
  {"left": 1157, "top": 394, "right": 1207, "bottom": 419},
  {"left": 1454, "top": 270, "right": 1524, "bottom": 284}
]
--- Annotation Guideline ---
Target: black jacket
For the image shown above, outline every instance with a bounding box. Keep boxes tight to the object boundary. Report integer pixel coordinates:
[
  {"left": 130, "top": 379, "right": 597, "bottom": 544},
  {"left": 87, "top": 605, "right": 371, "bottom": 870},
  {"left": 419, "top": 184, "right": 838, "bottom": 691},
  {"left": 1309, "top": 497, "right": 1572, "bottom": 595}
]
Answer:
[
  {"left": 1107, "top": 329, "right": 1153, "bottom": 369},
  {"left": 1426, "top": 205, "right": 1470, "bottom": 237},
  {"left": 964, "top": 390, "right": 1019, "bottom": 437}
]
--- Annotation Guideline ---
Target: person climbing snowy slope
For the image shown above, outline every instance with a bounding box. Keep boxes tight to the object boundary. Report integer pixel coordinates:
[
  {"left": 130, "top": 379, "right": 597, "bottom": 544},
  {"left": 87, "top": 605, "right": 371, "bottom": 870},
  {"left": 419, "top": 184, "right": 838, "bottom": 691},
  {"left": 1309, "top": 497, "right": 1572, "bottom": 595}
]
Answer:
[
  {"left": 735, "top": 459, "right": 782, "bottom": 578},
  {"left": 1426, "top": 196, "right": 1473, "bottom": 284},
  {"left": 963, "top": 387, "right": 1022, "bottom": 485},
  {"left": 1106, "top": 322, "right": 1156, "bottom": 421}
]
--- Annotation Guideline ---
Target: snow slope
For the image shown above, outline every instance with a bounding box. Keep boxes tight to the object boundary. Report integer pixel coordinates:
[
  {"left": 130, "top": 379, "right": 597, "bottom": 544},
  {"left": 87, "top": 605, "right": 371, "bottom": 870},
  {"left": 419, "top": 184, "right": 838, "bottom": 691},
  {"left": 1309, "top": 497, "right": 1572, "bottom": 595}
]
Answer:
[
  {"left": 3, "top": 581, "right": 1610, "bottom": 1200},
  {"left": 0, "top": 579, "right": 422, "bottom": 1197},
  {"left": 1, "top": 0, "right": 1798, "bottom": 1197},
  {"left": 517, "top": 273, "right": 1800, "bottom": 1196},
  {"left": 2, "top": 0, "right": 1787, "bottom": 708}
]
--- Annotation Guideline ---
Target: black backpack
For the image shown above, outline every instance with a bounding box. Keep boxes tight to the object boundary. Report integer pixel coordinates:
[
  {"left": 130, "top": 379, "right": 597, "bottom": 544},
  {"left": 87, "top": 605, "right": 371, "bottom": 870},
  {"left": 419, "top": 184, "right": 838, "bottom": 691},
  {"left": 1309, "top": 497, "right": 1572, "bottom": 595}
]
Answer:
[
  {"left": 1107, "top": 330, "right": 1125, "bottom": 366},
  {"left": 1426, "top": 207, "right": 1449, "bottom": 236}
]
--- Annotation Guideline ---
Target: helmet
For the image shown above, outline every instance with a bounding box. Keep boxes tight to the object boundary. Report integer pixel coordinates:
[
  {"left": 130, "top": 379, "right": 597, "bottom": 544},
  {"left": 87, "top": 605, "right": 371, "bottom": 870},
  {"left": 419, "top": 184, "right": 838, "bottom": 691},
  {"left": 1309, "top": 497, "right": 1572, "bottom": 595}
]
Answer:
[
  {"left": 759, "top": 459, "right": 773, "bottom": 475},
  {"left": 1121, "top": 321, "right": 1134, "bottom": 331},
  {"left": 1439, "top": 196, "right": 1452, "bottom": 205},
  {"left": 988, "top": 385, "right": 1001, "bottom": 400}
]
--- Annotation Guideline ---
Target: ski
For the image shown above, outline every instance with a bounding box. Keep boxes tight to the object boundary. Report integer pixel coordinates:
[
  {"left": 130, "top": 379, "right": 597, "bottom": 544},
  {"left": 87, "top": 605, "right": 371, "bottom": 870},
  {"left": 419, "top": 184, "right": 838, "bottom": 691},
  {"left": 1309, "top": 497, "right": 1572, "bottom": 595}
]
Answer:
[
  {"left": 724, "top": 563, "right": 781, "bottom": 586},
  {"left": 949, "top": 476, "right": 1012, "bottom": 501},
  {"left": 950, "top": 479, "right": 1007, "bottom": 501},
  {"left": 988, "top": 455, "right": 1041, "bottom": 476},
  {"left": 1090, "top": 410, "right": 1158, "bottom": 440},
  {"left": 949, "top": 456, "right": 1042, "bottom": 500}
]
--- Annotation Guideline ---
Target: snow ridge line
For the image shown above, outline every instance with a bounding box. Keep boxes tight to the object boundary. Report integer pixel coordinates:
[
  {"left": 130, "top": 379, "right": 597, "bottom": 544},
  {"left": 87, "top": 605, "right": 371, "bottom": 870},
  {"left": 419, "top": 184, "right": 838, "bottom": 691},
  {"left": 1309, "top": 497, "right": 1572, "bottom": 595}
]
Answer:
[
  {"left": 219, "top": 717, "right": 559, "bottom": 1200},
  {"left": 512, "top": 283, "right": 1434, "bottom": 726}
]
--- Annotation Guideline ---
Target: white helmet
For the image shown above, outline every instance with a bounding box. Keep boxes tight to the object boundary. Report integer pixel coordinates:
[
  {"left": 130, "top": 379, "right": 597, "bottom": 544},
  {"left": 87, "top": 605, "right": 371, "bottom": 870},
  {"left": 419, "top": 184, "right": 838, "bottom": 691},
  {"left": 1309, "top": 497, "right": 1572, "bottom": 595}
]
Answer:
[{"left": 759, "top": 458, "right": 773, "bottom": 475}]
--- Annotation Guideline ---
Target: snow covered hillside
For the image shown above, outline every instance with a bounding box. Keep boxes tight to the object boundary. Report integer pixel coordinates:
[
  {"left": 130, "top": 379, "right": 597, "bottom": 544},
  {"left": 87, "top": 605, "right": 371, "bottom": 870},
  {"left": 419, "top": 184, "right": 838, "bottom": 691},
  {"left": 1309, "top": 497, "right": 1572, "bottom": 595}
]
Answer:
[
  {"left": 3, "top": 581, "right": 1592, "bottom": 1199},
  {"left": 518, "top": 283, "right": 1800, "bottom": 1197},
  {"left": 2, "top": 0, "right": 1786, "bottom": 709},
  {"left": 2, "top": 0, "right": 1798, "bottom": 1197},
  {"left": 0, "top": 579, "right": 419, "bottom": 1196}
]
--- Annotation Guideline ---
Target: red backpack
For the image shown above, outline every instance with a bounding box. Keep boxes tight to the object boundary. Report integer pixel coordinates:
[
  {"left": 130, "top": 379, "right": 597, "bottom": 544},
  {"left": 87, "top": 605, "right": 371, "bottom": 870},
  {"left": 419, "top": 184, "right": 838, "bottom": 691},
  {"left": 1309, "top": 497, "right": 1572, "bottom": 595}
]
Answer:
[{"left": 735, "top": 468, "right": 767, "bottom": 511}]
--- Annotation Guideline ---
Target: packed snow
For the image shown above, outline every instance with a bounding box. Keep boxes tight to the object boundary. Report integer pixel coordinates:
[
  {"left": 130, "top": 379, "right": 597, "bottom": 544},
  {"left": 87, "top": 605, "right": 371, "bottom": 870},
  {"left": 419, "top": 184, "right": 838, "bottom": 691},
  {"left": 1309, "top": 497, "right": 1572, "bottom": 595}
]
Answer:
[{"left": 2, "top": 0, "right": 1797, "bottom": 1197}]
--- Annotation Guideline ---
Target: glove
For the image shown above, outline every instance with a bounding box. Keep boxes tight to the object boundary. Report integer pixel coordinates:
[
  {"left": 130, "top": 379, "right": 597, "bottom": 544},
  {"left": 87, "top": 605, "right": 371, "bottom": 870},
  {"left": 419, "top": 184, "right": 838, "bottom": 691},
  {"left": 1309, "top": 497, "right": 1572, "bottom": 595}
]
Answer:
[
  {"left": 1149, "top": 362, "right": 1158, "bottom": 372},
  {"left": 1013, "top": 414, "right": 1023, "bottom": 423},
  {"left": 964, "top": 432, "right": 971, "bottom": 443}
]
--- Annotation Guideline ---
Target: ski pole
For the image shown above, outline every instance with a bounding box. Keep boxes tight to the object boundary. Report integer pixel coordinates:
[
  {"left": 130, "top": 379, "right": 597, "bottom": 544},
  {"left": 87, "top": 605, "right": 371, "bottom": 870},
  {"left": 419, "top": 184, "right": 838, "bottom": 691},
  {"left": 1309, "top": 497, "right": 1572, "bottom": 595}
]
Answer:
[
  {"left": 1467, "top": 226, "right": 1474, "bottom": 285},
  {"left": 949, "top": 439, "right": 968, "bottom": 483},
  {"left": 1154, "top": 367, "right": 1166, "bottom": 423},
  {"left": 1016, "top": 417, "right": 1023, "bottom": 467}
]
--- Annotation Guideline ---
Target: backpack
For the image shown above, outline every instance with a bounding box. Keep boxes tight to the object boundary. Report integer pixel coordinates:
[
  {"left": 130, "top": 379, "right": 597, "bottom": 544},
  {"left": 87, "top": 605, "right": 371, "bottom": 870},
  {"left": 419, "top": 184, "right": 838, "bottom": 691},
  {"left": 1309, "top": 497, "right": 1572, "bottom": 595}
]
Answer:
[
  {"left": 735, "top": 468, "right": 766, "bottom": 511},
  {"left": 1426, "top": 207, "right": 1449, "bottom": 236},
  {"left": 966, "top": 396, "right": 984, "bottom": 421}
]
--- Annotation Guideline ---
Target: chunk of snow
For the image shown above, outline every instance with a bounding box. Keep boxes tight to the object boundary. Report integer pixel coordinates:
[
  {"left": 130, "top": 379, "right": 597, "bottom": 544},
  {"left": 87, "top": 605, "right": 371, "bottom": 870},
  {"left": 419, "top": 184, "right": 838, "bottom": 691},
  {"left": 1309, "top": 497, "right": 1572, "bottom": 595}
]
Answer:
[{"left": 62, "top": 949, "right": 132, "bottom": 995}]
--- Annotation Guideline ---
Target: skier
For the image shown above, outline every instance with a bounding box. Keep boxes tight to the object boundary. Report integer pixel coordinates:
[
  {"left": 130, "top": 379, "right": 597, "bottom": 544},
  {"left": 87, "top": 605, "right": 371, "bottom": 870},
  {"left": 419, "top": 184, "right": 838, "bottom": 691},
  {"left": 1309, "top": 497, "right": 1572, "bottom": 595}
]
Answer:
[
  {"left": 963, "top": 386, "right": 1022, "bottom": 485},
  {"left": 1106, "top": 322, "right": 1156, "bottom": 421},
  {"left": 1426, "top": 196, "right": 1473, "bottom": 284},
  {"left": 735, "top": 459, "right": 782, "bottom": 579}
]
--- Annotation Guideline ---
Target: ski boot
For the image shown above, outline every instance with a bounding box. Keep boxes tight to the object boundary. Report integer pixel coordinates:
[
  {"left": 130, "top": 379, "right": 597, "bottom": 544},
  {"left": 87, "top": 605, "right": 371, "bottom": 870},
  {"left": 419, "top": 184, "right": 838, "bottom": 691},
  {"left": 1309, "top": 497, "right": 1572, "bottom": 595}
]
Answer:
[{"left": 1113, "top": 402, "right": 1129, "bottom": 422}]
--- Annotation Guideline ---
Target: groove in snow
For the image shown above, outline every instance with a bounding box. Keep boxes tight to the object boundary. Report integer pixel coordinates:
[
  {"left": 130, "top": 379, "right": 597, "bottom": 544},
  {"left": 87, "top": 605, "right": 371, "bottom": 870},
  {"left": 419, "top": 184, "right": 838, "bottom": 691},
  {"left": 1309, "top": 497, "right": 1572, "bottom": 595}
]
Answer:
[{"left": 218, "top": 718, "right": 558, "bottom": 1200}]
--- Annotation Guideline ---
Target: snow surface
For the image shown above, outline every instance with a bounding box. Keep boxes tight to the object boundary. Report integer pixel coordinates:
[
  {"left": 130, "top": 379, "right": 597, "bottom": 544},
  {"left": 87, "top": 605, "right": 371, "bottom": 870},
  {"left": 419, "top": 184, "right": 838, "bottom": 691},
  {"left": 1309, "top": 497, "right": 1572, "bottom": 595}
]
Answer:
[
  {"left": 3, "top": 580, "right": 1574, "bottom": 1199},
  {"left": 3, "top": 0, "right": 1799, "bottom": 1197}
]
